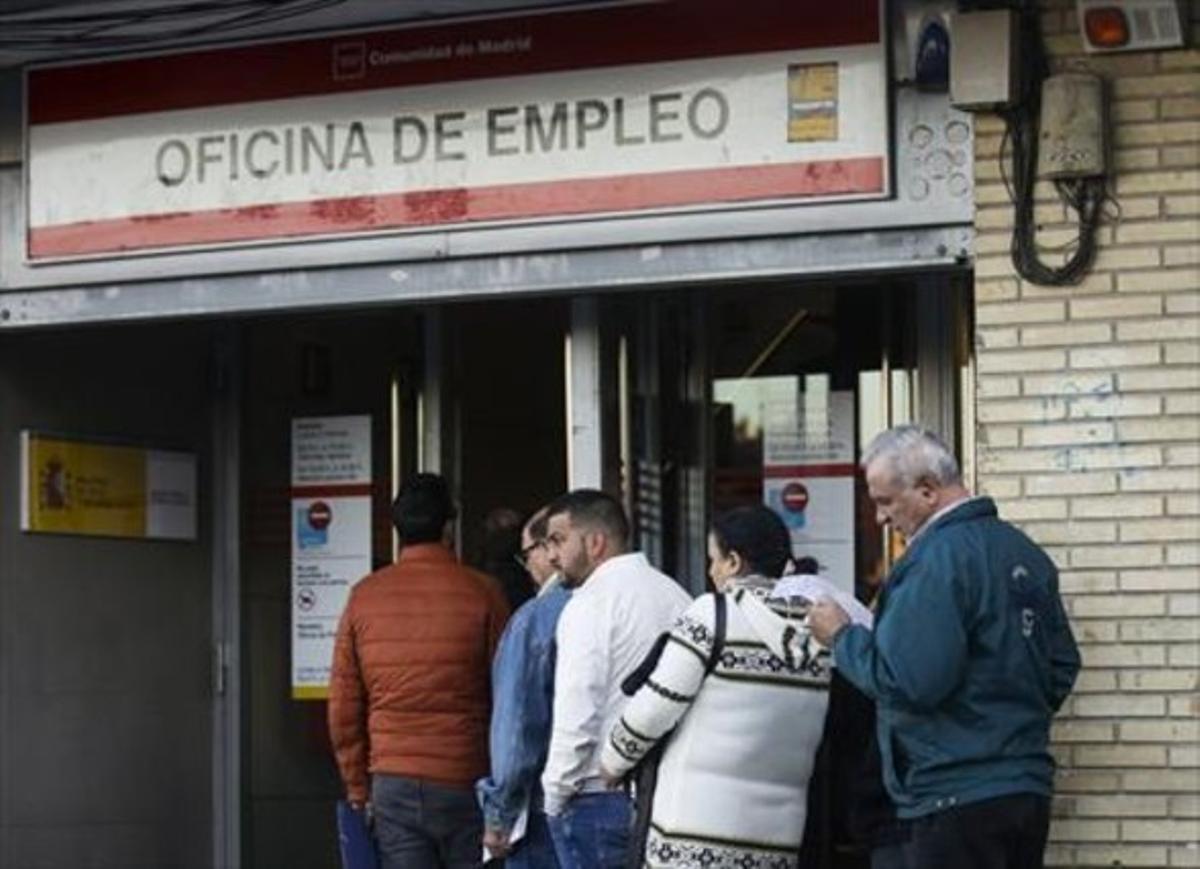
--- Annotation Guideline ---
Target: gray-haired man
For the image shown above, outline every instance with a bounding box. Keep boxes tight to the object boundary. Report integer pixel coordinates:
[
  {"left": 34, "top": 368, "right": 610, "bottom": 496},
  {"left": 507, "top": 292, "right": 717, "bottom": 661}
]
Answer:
[{"left": 810, "top": 425, "right": 1079, "bottom": 869}]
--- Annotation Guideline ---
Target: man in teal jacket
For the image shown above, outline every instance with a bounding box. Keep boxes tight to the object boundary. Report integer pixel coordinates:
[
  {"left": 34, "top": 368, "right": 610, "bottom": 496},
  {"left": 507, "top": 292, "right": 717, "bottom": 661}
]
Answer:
[{"left": 810, "top": 425, "right": 1080, "bottom": 869}]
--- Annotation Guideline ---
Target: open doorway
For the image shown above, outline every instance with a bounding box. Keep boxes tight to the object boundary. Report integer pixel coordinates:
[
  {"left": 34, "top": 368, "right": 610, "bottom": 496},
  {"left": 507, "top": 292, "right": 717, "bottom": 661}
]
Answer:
[
  {"left": 237, "top": 296, "right": 568, "bottom": 866},
  {"left": 240, "top": 309, "right": 421, "bottom": 867},
  {"left": 444, "top": 298, "right": 569, "bottom": 582}
]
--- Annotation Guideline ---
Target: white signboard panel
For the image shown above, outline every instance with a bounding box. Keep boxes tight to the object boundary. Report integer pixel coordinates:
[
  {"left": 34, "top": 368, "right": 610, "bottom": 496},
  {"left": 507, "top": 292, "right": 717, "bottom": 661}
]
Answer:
[
  {"left": 290, "top": 415, "right": 372, "bottom": 699},
  {"left": 763, "top": 390, "right": 856, "bottom": 593},
  {"left": 145, "top": 450, "right": 199, "bottom": 540},
  {"left": 764, "top": 387, "right": 856, "bottom": 467},
  {"left": 26, "top": 0, "right": 887, "bottom": 260},
  {"left": 292, "top": 415, "right": 372, "bottom": 486},
  {"left": 764, "top": 475, "right": 855, "bottom": 543}
]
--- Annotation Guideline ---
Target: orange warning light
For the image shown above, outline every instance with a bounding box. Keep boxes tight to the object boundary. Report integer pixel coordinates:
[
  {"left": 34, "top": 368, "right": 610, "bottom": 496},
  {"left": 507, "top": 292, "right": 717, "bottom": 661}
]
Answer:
[{"left": 1083, "top": 7, "right": 1131, "bottom": 47}]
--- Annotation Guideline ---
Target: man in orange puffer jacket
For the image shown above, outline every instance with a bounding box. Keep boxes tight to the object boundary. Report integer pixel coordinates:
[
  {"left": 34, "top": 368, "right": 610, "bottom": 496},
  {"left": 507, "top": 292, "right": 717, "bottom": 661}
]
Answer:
[{"left": 329, "top": 473, "right": 510, "bottom": 868}]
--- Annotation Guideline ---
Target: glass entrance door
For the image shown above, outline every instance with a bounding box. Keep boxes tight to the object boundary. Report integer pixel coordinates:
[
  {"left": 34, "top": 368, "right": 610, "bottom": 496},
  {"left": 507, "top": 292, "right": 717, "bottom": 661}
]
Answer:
[
  {"left": 440, "top": 297, "right": 568, "bottom": 590},
  {"left": 706, "top": 274, "right": 969, "bottom": 869},
  {"left": 708, "top": 274, "right": 969, "bottom": 601},
  {"left": 614, "top": 273, "right": 970, "bottom": 869}
]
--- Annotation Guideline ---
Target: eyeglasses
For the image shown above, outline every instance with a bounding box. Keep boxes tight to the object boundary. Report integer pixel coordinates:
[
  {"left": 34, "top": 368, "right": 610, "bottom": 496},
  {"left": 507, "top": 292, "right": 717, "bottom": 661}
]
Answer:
[{"left": 514, "top": 540, "right": 544, "bottom": 569}]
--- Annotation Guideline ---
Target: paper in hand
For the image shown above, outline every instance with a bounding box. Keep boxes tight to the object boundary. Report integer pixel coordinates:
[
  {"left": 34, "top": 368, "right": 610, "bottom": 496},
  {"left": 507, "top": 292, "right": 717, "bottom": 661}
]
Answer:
[
  {"left": 771, "top": 574, "right": 874, "bottom": 629},
  {"left": 482, "top": 804, "right": 529, "bottom": 863}
]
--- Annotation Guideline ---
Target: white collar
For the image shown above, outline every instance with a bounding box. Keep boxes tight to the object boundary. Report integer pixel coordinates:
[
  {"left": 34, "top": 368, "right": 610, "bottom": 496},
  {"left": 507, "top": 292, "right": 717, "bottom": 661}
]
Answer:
[
  {"left": 574, "top": 552, "right": 646, "bottom": 595},
  {"left": 537, "top": 573, "right": 564, "bottom": 597},
  {"left": 906, "top": 495, "right": 980, "bottom": 546}
]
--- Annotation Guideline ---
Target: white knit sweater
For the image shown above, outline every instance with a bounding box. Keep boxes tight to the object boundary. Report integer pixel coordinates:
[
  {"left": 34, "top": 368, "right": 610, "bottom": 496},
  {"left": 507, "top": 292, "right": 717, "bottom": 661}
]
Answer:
[{"left": 601, "top": 580, "right": 832, "bottom": 869}]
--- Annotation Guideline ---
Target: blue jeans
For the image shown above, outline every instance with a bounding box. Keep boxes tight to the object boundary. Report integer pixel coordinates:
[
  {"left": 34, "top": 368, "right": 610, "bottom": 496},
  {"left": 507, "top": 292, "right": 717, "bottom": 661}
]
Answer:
[
  {"left": 547, "top": 792, "right": 631, "bottom": 869},
  {"left": 506, "top": 809, "right": 560, "bottom": 869}
]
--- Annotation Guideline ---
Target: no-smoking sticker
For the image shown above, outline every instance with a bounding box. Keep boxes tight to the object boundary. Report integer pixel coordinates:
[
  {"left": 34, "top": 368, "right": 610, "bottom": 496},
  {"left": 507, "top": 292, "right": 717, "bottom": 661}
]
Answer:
[
  {"left": 781, "top": 482, "right": 810, "bottom": 514},
  {"left": 297, "top": 588, "right": 317, "bottom": 611},
  {"left": 308, "top": 501, "right": 332, "bottom": 529}
]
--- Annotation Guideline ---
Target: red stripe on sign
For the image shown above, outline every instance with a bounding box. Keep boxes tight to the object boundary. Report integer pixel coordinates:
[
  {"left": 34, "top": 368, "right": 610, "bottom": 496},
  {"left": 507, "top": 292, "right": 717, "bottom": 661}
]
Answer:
[
  {"left": 27, "top": 157, "right": 884, "bottom": 258},
  {"left": 28, "top": 0, "right": 880, "bottom": 124},
  {"left": 763, "top": 463, "right": 858, "bottom": 478},
  {"left": 290, "top": 484, "right": 373, "bottom": 497}
]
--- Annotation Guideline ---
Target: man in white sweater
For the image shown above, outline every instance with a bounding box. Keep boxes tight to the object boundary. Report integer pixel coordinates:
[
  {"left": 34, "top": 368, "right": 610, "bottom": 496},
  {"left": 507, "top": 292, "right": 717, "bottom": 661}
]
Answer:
[{"left": 539, "top": 489, "right": 691, "bottom": 869}]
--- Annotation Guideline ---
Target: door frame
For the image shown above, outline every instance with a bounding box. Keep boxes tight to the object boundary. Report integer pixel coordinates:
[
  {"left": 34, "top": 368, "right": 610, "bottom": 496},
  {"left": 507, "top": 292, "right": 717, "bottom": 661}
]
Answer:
[{"left": 211, "top": 324, "right": 242, "bottom": 869}]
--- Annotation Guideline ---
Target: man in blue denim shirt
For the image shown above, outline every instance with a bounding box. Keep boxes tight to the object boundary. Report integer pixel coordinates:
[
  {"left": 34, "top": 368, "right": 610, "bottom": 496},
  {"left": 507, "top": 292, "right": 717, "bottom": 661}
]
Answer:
[{"left": 478, "top": 508, "right": 570, "bottom": 868}]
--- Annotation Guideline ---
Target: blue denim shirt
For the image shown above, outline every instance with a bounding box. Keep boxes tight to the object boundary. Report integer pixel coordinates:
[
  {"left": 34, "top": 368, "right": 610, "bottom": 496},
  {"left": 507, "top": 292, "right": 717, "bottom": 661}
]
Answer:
[{"left": 477, "top": 578, "right": 571, "bottom": 832}]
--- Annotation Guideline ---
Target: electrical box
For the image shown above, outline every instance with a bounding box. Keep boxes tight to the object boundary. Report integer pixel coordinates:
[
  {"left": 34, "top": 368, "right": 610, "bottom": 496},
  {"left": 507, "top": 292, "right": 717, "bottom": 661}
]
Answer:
[
  {"left": 1077, "top": 0, "right": 1187, "bottom": 53},
  {"left": 949, "top": 10, "right": 1018, "bottom": 111},
  {"left": 1037, "top": 73, "right": 1107, "bottom": 179}
]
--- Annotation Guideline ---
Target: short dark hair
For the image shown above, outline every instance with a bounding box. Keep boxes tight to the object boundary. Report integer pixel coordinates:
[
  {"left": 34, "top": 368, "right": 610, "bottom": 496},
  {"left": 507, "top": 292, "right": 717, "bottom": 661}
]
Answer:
[
  {"left": 392, "top": 473, "right": 456, "bottom": 544},
  {"left": 793, "top": 555, "right": 820, "bottom": 575},
  {"left": 545, "top": 489, "right": 629, "bottom": 548},
  {"left": 710, "top": 505, "right": 792, "bottom": 579},
  {"left": 482, "top": 507, "right": 524, "bottom": 561}
]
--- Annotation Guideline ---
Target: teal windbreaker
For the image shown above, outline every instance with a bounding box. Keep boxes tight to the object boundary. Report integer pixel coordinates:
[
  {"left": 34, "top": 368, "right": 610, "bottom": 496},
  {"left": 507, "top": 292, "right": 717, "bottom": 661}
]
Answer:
[{"left": 834, "top": 497, "right": 1080, "bottom": 819}]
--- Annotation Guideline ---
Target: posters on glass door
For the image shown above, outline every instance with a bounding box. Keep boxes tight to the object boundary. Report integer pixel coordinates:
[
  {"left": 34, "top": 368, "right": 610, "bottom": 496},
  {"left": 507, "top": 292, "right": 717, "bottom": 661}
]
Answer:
[
  {"left": 291, "top": 415, "right": 372, "bottom": 700},
  {"left": 763, "top": 390, "right": 856, "bottom": 594}
]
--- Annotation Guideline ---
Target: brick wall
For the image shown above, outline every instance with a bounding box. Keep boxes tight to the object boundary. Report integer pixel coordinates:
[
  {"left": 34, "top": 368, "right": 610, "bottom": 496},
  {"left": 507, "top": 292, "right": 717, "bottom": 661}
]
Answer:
[{"left": 972, "top": 2, "right": 1200, "bottom": 866}]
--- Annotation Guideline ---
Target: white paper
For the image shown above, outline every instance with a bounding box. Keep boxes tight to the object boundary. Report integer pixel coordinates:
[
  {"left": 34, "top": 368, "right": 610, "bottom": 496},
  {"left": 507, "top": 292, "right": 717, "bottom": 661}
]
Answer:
[
  {"left": 482, "top": 804, "right": 529, "bottom": 862},
  {"left": 772, "top": 573, "right": 874, "bottom": 629}
]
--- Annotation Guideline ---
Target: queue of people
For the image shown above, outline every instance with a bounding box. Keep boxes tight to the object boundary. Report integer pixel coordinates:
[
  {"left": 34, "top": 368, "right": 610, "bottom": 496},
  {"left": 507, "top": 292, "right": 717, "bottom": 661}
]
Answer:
[{"left": 327, "top": 425, "right": 1081, "bottom": 869}]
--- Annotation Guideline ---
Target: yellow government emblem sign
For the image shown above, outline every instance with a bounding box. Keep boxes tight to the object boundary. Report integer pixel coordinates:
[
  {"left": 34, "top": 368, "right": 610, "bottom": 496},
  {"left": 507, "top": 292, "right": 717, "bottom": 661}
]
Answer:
[
  {"left": 21, "top": 432, "right": 195, "bottom": 540},
  {"left": 24, "top": 434, "right": 146, "bottom": 536}
]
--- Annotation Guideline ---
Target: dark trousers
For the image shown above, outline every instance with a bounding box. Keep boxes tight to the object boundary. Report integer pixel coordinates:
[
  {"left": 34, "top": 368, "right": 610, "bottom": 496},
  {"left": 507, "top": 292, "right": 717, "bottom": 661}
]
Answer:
[
  {"left": 871, "top": 839, "right": 908, "bottom": 869},
  {"left": 371, "top": 774, "right": 482, "bottom": 869},
  {"left": 894, "top": 793, "right": 1050, "bottom": 869}
]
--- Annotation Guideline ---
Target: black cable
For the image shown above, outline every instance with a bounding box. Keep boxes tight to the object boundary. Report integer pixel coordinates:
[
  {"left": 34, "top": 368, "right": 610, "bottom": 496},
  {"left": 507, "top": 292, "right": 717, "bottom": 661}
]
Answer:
[
  {"left": 0, "top": 0, "right": 348, "bottom": 51},
  {"left": 1000, "top": 2, "right": 1109, "bottom": 287},
  {"left": 5, "top": 0, "right": 259, "bottom": 27},
  {"left": 183, "top": 0, "right": 347, "bottom": 38}
]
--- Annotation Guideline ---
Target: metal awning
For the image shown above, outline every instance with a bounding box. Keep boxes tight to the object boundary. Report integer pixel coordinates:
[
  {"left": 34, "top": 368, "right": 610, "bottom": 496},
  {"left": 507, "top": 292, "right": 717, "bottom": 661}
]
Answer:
[
  {"left": 0, "top": 224, "right": 971, "bottom": 327},
  {"left": 0, "top": 0, "right": 611, "bottom": 69}
]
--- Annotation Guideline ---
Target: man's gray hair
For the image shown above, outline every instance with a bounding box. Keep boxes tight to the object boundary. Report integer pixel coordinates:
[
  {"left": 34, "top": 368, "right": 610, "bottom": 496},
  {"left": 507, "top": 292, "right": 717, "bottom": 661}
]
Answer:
[{"left": 861, "top": 425, "right": 962, "bottom": 488}]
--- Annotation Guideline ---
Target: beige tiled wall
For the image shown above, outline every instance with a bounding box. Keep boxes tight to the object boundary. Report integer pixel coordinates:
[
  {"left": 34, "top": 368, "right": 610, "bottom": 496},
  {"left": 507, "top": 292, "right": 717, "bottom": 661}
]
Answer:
[{"left": 971, "top": 2, "right": 1200, "bottom": 866}]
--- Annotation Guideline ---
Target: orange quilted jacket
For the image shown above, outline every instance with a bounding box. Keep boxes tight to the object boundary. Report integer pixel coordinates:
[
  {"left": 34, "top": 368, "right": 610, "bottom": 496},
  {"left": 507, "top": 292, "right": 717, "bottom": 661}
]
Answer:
[{"left": 328, "top": 543, "right": 510, "bottom": 801}]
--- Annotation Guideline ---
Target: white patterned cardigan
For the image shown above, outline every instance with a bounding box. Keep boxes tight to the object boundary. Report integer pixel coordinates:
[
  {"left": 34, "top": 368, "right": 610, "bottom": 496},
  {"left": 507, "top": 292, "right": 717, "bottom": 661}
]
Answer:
[{"left": 600, "top": 579, "right": 832, "bottom": 869}]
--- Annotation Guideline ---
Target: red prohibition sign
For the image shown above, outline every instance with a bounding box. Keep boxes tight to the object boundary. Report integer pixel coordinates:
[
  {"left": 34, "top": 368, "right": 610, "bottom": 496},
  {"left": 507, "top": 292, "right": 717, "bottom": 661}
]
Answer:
[
  {"left": 781, "top": 482, "right": 810, "bottom": 514},
  {"left": 308, "top": 501, "right": 333, "bottom": 530}
]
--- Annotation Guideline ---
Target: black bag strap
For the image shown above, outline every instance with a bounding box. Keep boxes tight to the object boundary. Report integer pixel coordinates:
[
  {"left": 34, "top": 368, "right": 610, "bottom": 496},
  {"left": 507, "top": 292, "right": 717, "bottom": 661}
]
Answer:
[
  {"left": 621, "top": 633, "right": 668, "bottom": 696},
  {"left": 623, "top": 592, "right": 727, "bottom": 696},
  {"left": 704, "top": 593, "right": 727, "bottom": 676},
  {"left": 623, "top": 592, "right": 729, "bottom": 869}
]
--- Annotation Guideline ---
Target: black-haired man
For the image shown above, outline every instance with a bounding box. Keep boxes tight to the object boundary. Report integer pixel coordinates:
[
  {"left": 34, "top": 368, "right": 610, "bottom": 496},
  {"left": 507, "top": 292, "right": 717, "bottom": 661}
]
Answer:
[
  {"left": 329, "top": 473, "right": 510, "bottom": 868},
  {"left": 539, "top": 489, "right": 690, "bottom": 869}
]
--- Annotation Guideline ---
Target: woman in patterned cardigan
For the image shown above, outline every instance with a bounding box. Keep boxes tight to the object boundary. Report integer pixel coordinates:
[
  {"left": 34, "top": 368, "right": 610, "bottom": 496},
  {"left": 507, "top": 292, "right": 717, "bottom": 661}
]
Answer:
[{"left": 600, "top": 505, "right": 857, "bottom": 869}]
